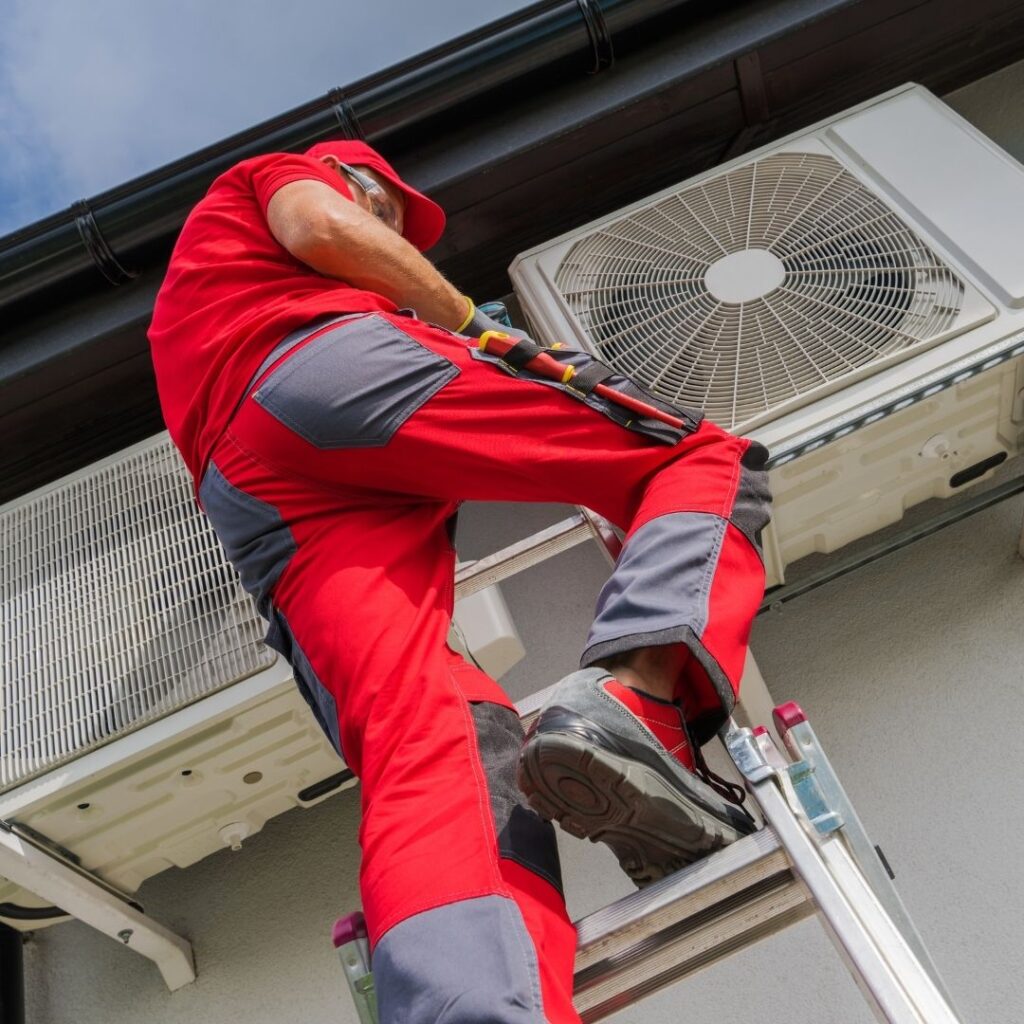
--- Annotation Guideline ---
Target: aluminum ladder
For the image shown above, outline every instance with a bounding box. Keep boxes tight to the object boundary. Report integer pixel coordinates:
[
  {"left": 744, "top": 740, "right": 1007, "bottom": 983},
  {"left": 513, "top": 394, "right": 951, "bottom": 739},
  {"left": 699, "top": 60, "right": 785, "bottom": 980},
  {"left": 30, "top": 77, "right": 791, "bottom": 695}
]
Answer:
[{"left": 332, "top": 509, "right": 963, "bottom": 1024}]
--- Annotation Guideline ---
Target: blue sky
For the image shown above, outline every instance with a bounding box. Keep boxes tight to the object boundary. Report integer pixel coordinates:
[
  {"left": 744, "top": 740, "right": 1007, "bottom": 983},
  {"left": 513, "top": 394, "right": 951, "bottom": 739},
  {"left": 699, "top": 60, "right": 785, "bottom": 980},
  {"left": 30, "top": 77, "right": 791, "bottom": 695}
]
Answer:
[{"left": 0, "top": 0, "right": 528, "bottom": 236}]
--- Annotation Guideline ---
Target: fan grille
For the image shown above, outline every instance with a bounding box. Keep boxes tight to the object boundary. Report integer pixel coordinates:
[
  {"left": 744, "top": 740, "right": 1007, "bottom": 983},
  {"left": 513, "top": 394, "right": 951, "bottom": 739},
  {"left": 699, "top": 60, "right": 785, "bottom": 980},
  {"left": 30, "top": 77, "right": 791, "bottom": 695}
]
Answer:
[
  {"left": 554, "top": 153, "right": 966, "bottom": 428},
  {"left": 1, "top": 438, "right": 275, "bottom": 791}
]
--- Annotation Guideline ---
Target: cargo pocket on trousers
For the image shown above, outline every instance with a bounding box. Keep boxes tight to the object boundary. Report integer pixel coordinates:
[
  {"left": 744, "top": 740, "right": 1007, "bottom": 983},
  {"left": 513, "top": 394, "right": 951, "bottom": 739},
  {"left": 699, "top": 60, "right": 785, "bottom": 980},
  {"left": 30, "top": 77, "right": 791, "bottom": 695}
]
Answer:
[{"left": 253, "top": 313, "right": 460, "bottom": 448}]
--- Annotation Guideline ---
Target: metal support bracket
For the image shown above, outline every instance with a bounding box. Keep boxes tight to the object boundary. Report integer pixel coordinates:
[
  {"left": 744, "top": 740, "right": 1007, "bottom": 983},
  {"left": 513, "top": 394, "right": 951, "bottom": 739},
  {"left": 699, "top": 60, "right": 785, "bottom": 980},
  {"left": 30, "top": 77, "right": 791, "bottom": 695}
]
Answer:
[
  {"left": 327, "top": 87, "right": 365, "bottom": 139},
  {"left": 787, "top": 760, "right": 843, "bottom": 835},
  {"left": 575, "top": 0, "right": 614, "bottom": 73},
  {"left": 0, "top": 821, "right": 194, "bottom": 990},
  {"left": 723, "top": 725, "right": 775, "bottom": 784},
  {"left": 72, "top": 200, "right": 137, "bottom": 286}
]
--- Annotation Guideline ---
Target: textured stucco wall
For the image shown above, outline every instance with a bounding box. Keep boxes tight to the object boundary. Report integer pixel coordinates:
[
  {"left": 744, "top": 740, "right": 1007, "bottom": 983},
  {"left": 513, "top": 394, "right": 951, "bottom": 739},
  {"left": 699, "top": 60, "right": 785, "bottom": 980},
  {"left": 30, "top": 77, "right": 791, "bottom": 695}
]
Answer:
[
  {"left": 19, "top": 63, "right": 1024, "bottom": 1023},
  {"left": 946, "top": 58, "right": 1024, "bottom": 164},
  {"left": 22, "top": 484, "right": 1024, "bottom": 1024}
]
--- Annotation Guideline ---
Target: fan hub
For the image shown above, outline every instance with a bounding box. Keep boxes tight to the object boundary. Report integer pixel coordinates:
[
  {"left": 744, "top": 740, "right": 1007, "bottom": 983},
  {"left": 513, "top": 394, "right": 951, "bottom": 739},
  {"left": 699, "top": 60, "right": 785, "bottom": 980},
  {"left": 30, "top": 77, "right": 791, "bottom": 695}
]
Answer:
[{"left": 704, "top": 248, "right": 785, "bottom": 304}]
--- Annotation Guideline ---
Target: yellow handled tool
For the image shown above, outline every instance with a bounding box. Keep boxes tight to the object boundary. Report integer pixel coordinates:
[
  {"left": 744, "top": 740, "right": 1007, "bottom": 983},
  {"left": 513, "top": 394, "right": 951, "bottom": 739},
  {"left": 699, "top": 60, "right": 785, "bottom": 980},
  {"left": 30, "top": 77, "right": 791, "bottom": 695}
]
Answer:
[{"left": 478, "top": 331, "right": 685, "bottom": 429}]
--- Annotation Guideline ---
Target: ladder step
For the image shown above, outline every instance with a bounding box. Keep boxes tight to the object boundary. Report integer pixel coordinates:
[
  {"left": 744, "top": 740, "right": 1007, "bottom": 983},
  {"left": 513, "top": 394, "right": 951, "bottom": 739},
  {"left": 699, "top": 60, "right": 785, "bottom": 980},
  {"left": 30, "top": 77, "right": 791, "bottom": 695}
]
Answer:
[
  {"left": 572, "top": 829, "right": 813, "bottom": 1020},
  {"left": 454, "top": 512, "right": 600, "bottom": 599}
]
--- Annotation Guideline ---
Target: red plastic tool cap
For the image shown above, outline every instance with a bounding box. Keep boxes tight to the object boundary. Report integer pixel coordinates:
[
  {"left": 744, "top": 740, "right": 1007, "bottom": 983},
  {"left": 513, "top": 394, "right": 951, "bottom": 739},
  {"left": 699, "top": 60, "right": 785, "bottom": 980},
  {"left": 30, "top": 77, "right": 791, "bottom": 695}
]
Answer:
[
  {"left": 332, "top": 912, "right": 368, "bottom": 948},
  {"left": 773, "top": 701, "right": 807, "bottom": 736}
]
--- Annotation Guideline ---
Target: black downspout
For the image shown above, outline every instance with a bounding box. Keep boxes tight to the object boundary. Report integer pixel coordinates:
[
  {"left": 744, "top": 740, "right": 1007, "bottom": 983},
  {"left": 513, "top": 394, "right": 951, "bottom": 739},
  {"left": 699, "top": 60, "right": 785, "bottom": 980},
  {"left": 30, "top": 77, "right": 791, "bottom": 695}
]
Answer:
[{"left": 0, "top": 925, "right": 25, "bottom": 1024}]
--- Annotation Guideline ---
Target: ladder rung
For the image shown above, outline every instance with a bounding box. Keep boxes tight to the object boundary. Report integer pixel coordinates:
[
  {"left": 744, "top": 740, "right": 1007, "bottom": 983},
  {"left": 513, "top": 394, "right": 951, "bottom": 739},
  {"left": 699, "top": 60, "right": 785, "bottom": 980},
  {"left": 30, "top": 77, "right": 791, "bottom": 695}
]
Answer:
[
  {"left": 454, "top": 512, "right": 597, "bottom": 599},
  {"left": 515, "top": 685, "right": 552, "bottom": 731},
  {"left": 571, "top": 829, "right": 812, "bottom": 1019}
]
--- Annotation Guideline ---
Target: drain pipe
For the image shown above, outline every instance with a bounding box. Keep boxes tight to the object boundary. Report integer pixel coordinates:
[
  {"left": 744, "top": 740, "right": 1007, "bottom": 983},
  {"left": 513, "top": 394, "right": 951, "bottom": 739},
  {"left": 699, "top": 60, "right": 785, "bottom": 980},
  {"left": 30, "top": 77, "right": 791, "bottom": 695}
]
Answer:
[
  {"left": 0, "top": 925, "right": 25, "bottom": 1024},
  {"left": 0, "top": 0, "right": 697, "bottom": 313}
]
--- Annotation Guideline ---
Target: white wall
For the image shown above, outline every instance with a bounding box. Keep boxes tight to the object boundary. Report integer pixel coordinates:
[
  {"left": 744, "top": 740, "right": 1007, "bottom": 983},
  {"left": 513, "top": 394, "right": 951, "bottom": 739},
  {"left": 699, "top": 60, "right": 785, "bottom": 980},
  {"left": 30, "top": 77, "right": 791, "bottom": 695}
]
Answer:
[{"left": 20, "top": 63, "right": 1024, "bottom": 1023}]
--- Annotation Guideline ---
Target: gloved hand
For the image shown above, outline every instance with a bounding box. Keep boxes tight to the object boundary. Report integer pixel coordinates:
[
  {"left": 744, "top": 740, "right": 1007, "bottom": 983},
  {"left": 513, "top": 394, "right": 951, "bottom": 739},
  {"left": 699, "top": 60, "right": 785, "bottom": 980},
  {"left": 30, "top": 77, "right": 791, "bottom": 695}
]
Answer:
[{"left": 456, "top": 297, "right": 531, "bottom": 341}]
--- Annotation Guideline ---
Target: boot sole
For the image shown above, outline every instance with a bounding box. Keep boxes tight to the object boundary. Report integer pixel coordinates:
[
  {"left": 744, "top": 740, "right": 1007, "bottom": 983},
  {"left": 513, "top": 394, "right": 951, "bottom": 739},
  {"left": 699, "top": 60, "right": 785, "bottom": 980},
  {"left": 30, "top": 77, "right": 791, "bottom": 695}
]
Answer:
[{"left": 518, "top": 730, "right": 745, "bottom": 886}]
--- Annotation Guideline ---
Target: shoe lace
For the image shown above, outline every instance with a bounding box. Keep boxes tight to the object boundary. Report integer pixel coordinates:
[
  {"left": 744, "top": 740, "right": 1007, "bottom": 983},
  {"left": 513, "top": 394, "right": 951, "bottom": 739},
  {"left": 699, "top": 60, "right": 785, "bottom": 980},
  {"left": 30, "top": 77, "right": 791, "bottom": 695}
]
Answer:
[{"left": 686, "top": 720, "right": 747, "bottom": 807}]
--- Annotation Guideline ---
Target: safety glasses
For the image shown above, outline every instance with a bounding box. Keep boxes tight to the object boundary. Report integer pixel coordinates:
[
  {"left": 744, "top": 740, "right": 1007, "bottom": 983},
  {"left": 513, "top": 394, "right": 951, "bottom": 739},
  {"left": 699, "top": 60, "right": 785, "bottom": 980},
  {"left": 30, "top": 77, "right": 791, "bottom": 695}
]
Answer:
[{"left": 339, "top": 163, "right": 401, "bottom": 234}]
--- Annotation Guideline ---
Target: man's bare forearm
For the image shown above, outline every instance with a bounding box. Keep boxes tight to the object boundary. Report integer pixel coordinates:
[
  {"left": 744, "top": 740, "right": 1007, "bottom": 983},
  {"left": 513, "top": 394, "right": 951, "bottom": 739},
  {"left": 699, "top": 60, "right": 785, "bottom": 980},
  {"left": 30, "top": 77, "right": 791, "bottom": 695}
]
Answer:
[{"left": 267, "top": 179, "right": 469, "bottom": 330}]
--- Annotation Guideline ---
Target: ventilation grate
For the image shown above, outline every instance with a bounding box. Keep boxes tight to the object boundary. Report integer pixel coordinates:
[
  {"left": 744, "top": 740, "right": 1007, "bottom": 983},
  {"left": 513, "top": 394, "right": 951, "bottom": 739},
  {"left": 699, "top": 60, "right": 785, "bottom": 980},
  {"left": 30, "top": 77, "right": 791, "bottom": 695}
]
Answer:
[
  {"left": 554, "top": 152, "right": 967, "bottom": 428},
  {"left": 1, "top": 437, "right": 275, "bottom": 791}
]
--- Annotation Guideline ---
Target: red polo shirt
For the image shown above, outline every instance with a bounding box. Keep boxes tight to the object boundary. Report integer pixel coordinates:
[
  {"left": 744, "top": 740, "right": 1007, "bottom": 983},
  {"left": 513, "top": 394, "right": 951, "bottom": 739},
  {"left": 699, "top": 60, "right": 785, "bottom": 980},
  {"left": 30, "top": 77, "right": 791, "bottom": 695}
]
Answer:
[{"left": 148, "top": 152, "right": 396, "bottom": 484}]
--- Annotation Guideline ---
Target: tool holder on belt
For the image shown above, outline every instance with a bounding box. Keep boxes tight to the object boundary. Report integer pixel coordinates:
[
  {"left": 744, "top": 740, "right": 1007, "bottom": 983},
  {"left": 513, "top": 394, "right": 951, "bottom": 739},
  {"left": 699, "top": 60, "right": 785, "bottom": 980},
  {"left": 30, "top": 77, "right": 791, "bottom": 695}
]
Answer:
[
  {"left": 493, "top": 336, "right": 617, "bottom": 400},
  {"left": 477, "top": 330, "right": 688, "bottom": 431}
]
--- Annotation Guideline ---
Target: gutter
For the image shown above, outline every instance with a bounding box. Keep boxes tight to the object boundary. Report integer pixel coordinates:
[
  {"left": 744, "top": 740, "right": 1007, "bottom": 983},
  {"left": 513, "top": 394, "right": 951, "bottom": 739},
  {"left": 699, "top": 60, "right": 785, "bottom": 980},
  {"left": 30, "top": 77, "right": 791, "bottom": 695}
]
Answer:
[{"left": 0, "top": 0, "right": 700, "bottom": 317}]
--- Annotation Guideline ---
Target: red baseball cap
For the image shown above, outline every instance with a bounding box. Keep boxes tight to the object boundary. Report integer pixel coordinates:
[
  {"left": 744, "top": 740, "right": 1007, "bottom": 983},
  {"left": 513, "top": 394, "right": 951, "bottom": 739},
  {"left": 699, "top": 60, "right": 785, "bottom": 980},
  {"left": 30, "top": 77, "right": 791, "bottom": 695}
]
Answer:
[{"left": 304, "top": 140, "right": 446, "bottom": 252}]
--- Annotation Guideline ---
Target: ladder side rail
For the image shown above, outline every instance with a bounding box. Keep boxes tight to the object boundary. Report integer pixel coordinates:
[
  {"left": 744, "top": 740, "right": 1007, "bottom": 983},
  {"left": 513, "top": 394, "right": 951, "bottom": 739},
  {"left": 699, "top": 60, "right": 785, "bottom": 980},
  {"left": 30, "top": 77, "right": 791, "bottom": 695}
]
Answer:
[
  {"left": 728, "top": 728, "right": 962, "bottom": 1024},
  {"left": 334, "top": 913, "right": 378, "bottom": 1024},
  {"left": 777, "top": 712, "right": 957, "bottom": 1006},
  {"left": 818, "top": 837, "right": 965, "bottom": 1024}
]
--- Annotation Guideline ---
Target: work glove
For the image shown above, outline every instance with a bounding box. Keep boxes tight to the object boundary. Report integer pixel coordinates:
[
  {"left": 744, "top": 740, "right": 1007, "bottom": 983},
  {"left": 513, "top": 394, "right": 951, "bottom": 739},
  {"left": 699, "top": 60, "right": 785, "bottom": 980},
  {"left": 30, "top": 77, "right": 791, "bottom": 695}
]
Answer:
[{"left": 456, "top": 297, "right": 531, "bottom": 341}]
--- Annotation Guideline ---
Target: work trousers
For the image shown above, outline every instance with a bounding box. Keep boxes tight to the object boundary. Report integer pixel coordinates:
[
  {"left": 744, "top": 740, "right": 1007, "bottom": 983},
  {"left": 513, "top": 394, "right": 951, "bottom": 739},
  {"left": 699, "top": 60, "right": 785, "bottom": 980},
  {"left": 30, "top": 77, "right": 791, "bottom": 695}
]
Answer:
[{"left": 198, "top": 311, "right": 771, "bottom": 1023}]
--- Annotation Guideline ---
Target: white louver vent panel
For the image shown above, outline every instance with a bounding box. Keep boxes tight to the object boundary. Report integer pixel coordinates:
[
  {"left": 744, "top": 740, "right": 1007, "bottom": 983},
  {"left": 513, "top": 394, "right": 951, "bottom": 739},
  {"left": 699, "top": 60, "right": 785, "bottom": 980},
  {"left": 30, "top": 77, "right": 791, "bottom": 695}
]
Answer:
[
  {"left": 1, "top": 436, "right": 274, "bottom": 791},
  {"left": 551, "top": 151, "right": 985, "bottom": 430}
]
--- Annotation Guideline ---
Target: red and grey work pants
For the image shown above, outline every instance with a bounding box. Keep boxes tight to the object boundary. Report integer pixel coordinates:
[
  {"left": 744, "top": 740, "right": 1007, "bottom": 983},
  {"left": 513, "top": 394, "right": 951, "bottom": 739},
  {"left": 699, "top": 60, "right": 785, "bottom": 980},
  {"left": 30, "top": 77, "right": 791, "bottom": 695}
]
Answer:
[{"left": 198, "top": 311, "right": 771, "bottom": 1023}]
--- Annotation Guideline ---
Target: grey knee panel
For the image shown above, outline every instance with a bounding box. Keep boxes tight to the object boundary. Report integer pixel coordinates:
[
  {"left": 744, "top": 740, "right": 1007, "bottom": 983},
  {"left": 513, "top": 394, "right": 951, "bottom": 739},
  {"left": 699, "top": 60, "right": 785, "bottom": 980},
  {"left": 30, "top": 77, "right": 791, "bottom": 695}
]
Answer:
[{"left": 374, "top": 896, "right": 547, "bottom": 1024}]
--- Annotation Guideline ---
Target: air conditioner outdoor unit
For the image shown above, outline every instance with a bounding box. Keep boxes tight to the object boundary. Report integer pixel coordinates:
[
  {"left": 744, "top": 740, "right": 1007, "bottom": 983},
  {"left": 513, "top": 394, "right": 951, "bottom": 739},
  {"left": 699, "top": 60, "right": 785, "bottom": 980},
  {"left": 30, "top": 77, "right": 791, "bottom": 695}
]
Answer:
[
  {"left": 0, "top": 432, "right": 523, "bottom": 929},
  {"left": 511, "top": 84, "right": 1024, "bottom": 587}
]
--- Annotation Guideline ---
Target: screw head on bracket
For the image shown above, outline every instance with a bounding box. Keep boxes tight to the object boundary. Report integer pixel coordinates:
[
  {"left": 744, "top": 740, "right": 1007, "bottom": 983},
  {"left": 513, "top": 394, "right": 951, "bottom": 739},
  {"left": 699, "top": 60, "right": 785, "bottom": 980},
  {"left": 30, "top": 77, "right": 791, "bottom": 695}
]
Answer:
[{"left": 919, "top": 433, "right": 955, "bottom": 460}]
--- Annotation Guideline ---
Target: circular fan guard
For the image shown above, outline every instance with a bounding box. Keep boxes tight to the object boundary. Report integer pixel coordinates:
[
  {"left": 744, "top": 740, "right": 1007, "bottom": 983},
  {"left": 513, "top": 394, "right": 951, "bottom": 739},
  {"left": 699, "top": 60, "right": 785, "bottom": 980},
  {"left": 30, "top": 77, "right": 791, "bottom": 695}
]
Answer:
[{"left": 554, "top": 153, "right": 965, "bottom": 429}]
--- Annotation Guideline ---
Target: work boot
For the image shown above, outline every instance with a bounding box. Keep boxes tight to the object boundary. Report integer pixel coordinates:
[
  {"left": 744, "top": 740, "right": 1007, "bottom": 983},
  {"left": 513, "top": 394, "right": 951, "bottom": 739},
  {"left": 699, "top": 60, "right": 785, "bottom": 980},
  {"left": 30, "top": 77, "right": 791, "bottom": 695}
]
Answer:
[{"left": 517, "top": 667, "right": 756, "bottom": 887}]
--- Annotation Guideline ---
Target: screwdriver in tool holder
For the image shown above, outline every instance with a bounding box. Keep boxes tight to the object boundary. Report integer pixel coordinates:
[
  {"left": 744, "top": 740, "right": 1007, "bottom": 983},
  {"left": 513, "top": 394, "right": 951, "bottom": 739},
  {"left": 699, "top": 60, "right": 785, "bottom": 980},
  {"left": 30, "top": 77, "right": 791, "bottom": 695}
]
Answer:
[{"left": 477, "top": 330, "right": 685, "bottom": 429}]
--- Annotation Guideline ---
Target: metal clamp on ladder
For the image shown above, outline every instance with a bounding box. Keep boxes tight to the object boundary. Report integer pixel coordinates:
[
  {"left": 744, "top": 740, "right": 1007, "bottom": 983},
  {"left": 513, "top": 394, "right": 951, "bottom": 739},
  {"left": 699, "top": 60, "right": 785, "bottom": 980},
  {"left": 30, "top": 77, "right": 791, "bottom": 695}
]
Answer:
[{"left": 331, "top": 509, "right": 963, "bottom": 1023}]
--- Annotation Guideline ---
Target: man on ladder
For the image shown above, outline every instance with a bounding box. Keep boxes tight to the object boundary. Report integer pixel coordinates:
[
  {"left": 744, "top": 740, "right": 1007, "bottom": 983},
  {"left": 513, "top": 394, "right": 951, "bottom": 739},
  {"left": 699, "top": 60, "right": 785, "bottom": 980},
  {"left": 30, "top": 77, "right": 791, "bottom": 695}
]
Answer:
[{"left": 148, "top": 138, "right": 772, "bottom": 1023}]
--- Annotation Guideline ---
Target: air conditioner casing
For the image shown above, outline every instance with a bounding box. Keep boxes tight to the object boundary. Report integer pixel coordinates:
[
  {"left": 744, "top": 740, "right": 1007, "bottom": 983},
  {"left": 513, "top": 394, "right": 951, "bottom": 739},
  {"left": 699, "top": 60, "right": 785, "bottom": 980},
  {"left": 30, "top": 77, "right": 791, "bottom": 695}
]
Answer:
[
  {"left": 510, "top": 84, "right": 1024, "bottom": 586},
  {"left": 0, "top": 432, "right": 522, "bottom": 929}
]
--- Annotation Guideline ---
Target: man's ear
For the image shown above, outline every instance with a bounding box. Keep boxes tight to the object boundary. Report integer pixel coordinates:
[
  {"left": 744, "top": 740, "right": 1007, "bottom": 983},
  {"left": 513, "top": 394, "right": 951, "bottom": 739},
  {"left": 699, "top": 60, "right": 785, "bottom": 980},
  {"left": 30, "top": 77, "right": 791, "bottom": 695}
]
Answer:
[{"left": 315, "top": 155, "right": 363, "bottom": 210}]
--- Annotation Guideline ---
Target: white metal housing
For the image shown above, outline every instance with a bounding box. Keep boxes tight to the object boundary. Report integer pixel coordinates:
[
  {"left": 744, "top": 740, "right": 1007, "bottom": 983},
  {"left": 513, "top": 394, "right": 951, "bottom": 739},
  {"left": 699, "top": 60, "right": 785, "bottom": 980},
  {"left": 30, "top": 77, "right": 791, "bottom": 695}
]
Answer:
[{"left": 511, "top": 84, "right": 1024, "bottom": 586}]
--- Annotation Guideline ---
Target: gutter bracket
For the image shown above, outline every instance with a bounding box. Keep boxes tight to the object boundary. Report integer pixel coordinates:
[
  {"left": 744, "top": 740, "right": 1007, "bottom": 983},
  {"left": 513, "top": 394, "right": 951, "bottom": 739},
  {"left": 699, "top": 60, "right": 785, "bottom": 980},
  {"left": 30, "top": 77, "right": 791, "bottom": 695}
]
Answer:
[
  {"left": 72, "top": 201, "right": 138, "bottom": 286},
  {"left": 719, "top": 50, "right": 775, "bottom": 164},
  {"left": 0, "top": 820, "right": 194, "bottom": 991},
  {"left": 327, "top": 88, "right": 365, "bottom": 140},
  {"left": 736, "top": 50, "right": 770, "bottom": 125},
  {"left": 576, "top": 0, "right": 614, "bottom": 73}
]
